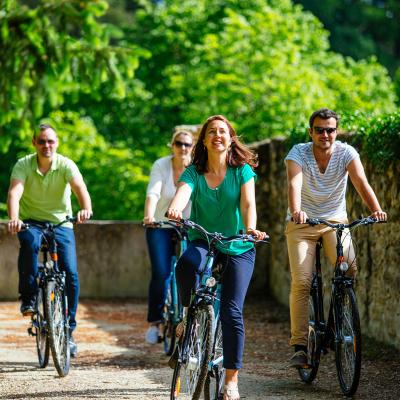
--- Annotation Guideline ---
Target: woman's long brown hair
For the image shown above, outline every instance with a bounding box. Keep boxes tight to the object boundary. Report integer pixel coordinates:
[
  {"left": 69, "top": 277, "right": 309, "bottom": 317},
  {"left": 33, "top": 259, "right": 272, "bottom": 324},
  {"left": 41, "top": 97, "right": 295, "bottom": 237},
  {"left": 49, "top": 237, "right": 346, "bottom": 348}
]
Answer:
[{"left": 191, "top": 115, "right": 258, "bottom": 173}]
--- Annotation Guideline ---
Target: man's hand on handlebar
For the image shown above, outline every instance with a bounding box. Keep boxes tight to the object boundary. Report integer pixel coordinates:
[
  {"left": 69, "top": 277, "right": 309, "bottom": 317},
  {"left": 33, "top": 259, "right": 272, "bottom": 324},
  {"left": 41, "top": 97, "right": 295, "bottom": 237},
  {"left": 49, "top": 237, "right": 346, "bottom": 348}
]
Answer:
[
  {"left": 8, "top": 219, "right": 23, "bottom": 234},
  {"left": 370, "top": 210, "right": 387, "bottom": 222},
  {"left": 292, "top": 210, "right": 308, "bottom": 224},
  {"left": 77, "top": 209, "right": 92, "bottom": 223}
]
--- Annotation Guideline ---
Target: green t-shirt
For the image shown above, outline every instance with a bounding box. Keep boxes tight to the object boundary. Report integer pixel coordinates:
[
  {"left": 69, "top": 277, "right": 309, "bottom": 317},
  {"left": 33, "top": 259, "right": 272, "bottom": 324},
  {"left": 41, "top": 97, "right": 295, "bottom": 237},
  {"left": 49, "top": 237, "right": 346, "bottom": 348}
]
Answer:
[
  {"left": 179, "top": 164, "right": 256, "bottom": 255},
  {"left": 11, "top": 153, "right": 81, "bottom": 227}
]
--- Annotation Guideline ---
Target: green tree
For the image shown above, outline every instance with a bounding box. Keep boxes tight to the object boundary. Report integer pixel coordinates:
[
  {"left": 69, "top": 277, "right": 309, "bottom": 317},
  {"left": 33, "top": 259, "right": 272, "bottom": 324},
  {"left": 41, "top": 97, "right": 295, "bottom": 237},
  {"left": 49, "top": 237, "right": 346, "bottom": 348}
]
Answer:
[
  {"left": 292, "top": 0, "right": 400, "bottom": 77},
  {"left": 0, "top": 0, "right": 147, "bottom": 146},
  {"left": 130, "top": 0, "right": 397, "bottom": 141}
]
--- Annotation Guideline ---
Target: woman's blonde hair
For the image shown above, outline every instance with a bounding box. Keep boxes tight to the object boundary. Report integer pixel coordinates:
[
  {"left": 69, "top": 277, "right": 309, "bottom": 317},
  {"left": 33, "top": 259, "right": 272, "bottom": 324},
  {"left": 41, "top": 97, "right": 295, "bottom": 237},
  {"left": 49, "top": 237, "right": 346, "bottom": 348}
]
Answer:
[{"left": 169, "top": 130, "right": 194, "bottom": 147}]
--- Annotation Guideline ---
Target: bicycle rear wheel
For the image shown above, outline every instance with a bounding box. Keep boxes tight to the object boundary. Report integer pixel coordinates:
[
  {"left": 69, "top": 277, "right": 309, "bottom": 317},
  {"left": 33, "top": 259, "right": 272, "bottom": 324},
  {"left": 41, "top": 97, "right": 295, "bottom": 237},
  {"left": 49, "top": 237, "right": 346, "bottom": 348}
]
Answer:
[
  {"left": 34, "top": 287, "right": 49, "bottom": 368},
  {"left": 335, "top": 287, "right": 361, "bottom": 397},
  {"left": 299, "top": 286, "right": 321, "bottom": 383},
  {"left": 171, "top": 303, "right": 214, "bottom": 400},
  {"left": 45, "top": 280, "right": 70, "bottom": 377},
  {"left": 204, "top": 318, "right": 225, "bottom": 400}
]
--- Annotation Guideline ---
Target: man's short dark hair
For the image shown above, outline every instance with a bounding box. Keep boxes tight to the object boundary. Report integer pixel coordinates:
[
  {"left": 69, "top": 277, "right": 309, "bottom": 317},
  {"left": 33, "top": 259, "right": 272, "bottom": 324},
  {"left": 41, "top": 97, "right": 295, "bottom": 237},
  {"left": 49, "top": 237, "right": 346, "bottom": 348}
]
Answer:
[
  {"left": 34, "top": 123, "right": 56, "bottom": 139},
  {"left": 309, "top": 108, "right": 340, "bottom": 128}
]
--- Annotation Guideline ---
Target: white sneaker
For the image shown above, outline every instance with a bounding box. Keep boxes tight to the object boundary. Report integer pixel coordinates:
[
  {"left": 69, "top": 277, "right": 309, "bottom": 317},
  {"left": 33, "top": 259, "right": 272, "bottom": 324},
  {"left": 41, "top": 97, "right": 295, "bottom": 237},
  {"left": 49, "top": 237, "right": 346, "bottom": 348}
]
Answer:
[{"left": 145, "top": 325, "right": 160, "bottom": 344}]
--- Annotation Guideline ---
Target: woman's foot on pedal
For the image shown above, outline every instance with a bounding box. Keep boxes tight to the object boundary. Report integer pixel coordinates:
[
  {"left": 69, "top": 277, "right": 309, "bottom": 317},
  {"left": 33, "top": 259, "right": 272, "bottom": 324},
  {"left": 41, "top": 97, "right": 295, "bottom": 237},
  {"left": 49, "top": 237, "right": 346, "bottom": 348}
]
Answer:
[
  {"left": 223, "top": 382, "right": 240, "bottom": 400},
  {"left": 145, "top": 324, "right": 161, "bottom": 344}
]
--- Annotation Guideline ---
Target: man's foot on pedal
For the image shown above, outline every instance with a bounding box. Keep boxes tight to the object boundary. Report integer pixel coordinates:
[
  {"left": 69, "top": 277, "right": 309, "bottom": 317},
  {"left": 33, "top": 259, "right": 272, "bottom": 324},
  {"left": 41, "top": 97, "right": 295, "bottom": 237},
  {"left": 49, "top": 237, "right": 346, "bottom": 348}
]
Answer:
[
  {"left": 20, "top": 299, "right": 35, "bottom": 316},
  {"left": 288, "top": 345, "right": 308, "bottom": 368},
  {"left": 70, "top": 334, "right": 78, "bottom": 358}
]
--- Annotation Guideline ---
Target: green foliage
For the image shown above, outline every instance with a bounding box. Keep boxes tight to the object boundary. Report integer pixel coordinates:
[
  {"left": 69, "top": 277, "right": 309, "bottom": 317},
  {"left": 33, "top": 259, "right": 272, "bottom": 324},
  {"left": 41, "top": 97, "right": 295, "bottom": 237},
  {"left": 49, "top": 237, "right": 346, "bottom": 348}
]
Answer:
[
  {"left": 131, "top": 0, "right": 397, "bottom": 142},
  {"left": 1, "top": 0, "right": 399, "bottom": 220},
  {"left": 293, "top": 0, "right": 400, "bottom": 78},
  {"left": 42, "top": 111, "right": 151, "bottom": 220},
  {"left": 361, "top": 112, "right": 400, "bottom": 169},
  {"left": 0, "top": 0, "right": 147, "bottom": 144}
]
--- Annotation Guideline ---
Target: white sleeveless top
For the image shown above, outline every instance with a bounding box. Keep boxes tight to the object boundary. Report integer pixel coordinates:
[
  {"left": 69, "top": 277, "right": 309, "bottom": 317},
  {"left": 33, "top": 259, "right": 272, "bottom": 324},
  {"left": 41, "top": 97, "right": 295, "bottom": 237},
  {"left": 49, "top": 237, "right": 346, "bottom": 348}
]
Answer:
[{"left": 284, "top": 141, "right": 359, "bottom": 220}]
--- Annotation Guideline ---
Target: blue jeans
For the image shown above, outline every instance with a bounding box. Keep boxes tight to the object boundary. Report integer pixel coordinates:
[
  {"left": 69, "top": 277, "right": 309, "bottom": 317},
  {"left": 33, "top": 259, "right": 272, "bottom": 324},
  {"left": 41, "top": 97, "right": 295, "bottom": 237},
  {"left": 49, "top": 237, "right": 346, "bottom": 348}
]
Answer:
[
  {"left": 176, "top": 240, "right": 255, "bottom": 370},
  {"left": 145, "top": 227, "right": 175, "bottom": 323},
  {"left": 17, "top": 226, "right": 80, "bottom": 331}
]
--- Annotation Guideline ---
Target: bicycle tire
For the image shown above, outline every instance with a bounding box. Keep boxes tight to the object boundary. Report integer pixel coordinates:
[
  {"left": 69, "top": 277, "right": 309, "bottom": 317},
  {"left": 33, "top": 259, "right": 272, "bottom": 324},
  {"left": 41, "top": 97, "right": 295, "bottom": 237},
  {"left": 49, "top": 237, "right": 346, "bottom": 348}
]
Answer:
[
  {"left": 35, "top": 287, "right": 49, "bottom": 368},
  {"left": 334, "top": 287, "right": 361, "bottom": 396},
  {"left": 298, "top": 286, "right": 321, "bottom": 383},
  {"left": 170, "top": 303, "right": 214, "bottom": 400},
  {"left": 45, "top": 280, "right": 70, "bottom": 377},
  {"left": 164, "top": 257, "right": 178, "bottom": 356},
  {"left": 163, "top": 286, "right": 177, "bottom": 356},
  {"left": 204, "top": 318, "right": 225, "bottom": 400}
]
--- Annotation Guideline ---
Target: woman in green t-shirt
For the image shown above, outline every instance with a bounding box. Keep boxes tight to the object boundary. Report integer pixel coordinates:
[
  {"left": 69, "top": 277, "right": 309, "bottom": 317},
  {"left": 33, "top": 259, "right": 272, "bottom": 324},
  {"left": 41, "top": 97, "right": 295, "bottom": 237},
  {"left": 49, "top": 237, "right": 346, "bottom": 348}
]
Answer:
[{"left": 167, "top": 115, "right": 267, "bottom": 400}]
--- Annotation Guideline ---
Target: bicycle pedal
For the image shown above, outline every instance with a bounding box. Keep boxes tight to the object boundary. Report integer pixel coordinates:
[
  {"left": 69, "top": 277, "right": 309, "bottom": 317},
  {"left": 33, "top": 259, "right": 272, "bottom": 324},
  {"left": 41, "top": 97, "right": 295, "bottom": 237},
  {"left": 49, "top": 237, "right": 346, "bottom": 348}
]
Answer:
[{"left": 27, "top": 327, "right": 36, "bottom": 337}]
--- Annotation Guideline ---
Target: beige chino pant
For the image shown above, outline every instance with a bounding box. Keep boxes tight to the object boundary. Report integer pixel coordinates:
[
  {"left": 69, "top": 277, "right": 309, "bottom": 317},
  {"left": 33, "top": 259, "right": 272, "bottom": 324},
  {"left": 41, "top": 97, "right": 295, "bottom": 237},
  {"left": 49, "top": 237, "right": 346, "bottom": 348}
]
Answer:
[{"left": 285, "top": 220, "right": 356, "bottom": 347}]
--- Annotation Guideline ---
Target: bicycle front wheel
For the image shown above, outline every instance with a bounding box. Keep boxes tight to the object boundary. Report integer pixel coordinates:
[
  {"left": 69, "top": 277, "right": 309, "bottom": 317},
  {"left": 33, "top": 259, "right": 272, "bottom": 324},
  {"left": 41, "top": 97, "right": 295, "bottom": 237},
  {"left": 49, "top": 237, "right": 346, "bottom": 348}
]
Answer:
[
  {"left": 335, "top": 287, "right": 361, "bottom": 397},
  {"left": 163, "top": 259, "right": 178, "bottom": 356},
  {"left": 171, "top": 303, "right": 214, "bottom": 400},
  {"left": 45, "top": 280, "right": 70, "bottom": 377},
  {"left": 299, "top": 286, "right": 321, "bottom": 383},
  {"left": 204, "top": 318, "right": 225, "bottom": 400},
  {"left": 34, "top": 287, "right": 49, "bottom": 368}
]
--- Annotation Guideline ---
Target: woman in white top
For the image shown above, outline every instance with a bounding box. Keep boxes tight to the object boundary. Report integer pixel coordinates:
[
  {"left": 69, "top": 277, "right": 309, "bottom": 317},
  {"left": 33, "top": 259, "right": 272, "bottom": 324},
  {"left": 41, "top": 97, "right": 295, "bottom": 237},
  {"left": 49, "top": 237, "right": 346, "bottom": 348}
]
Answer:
[{"left": 143, "top": 130, "right": 193, "bottom": 344}]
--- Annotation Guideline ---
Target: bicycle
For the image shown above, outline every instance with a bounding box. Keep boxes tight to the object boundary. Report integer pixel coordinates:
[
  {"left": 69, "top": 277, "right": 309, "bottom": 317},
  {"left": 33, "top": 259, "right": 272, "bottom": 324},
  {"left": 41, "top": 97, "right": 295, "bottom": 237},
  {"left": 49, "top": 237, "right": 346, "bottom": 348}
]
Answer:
[
  {"left": 25, "top": 216, "right": 77, "bottom": 377},
  {"left": 144, "top": 220, "right": 188, "bottom": 355},
  {"left": 298, "top": 216, "right": 382, "bottom": 396},
  {"left": 169, "top": 219, "right": 269, "bottom": 400}
]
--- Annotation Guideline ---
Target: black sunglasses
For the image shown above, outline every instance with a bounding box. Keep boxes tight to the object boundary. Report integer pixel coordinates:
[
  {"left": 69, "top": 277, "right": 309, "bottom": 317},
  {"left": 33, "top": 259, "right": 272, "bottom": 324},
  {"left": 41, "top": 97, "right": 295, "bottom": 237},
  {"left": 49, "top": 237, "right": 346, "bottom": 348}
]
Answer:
[
  {"left": 174, "top": 140, "right": 193, "bottom": 148},
  {"left": 313, "top": 127, "right": 337, "bottom": 134},
  {"left": 37, "top": 139, "right": 56, "bottom": 145}
]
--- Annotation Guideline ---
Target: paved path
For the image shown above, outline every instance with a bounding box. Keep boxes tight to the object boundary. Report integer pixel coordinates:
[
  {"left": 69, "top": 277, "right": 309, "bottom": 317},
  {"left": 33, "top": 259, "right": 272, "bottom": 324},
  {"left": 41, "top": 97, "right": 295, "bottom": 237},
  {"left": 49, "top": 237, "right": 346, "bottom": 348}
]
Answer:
[{"left": 0, "top": 299, "right": 398, "bottom": 399}]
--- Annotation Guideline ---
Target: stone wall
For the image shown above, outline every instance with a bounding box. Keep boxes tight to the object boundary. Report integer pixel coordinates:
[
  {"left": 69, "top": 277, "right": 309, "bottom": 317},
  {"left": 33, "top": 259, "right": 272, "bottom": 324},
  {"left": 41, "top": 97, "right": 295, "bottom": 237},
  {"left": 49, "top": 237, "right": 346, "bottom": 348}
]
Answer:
[
  {"left": 252, "top": 136, "right": 400, "bottom": 349},
  {"left": 0, "top": 221, "right": 151, "bottom": 299}
]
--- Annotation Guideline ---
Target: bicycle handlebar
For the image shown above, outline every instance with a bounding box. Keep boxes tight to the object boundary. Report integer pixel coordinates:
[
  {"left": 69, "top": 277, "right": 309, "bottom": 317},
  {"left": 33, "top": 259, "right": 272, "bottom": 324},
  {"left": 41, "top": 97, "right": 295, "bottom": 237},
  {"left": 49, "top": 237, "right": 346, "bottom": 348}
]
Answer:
[
  {"left": 21, "top": 216, "right": 78, "bottom": 231},
  {"left": 306, "top": 216, "right": 383, "bottom": 230},
  {"left": 168, "top": 219, "right": 270, "bottom": 244}
]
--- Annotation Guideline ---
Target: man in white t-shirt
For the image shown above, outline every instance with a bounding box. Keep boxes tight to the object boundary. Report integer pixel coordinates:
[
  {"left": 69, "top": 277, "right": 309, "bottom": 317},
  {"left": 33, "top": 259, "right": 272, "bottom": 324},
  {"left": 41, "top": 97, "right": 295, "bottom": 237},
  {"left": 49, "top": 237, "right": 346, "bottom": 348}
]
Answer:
[{"left": 284, "top": 108, "right": 387, "bottom": 368}]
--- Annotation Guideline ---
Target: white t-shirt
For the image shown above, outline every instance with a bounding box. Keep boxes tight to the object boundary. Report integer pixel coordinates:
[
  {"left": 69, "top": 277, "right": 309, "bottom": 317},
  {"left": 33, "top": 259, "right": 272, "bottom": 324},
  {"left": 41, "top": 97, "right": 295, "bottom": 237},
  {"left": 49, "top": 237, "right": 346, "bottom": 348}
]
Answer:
[
  {"left": 284, "top": 141, "right": 359, "bottom": 220},
  {"left": 146, "top": 155, "right": 191, "bottom": 223}
]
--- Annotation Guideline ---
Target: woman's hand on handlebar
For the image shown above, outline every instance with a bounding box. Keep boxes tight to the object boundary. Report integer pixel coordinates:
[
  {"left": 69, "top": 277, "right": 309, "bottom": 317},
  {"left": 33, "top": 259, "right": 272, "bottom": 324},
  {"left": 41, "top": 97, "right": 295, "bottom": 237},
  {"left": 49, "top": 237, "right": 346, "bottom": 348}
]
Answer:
[
  {"left": 246, "top": 228, "right": 267, "bottom": 241},
  {"left": 166, "top": 208, "right": 183, "bottom": 221},
  {"left": 8, "top": 219, "right": 23, "bottom": 234},
  {"left": 143, "top": 216, "right": 155, "bottom": 226}
]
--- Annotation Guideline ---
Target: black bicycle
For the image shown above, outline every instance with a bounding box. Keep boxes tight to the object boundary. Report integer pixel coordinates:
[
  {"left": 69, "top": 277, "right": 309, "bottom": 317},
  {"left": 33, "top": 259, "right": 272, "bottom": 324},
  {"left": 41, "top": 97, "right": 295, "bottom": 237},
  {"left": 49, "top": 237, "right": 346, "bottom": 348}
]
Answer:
[
  {"left": 25, "top": 216, "right": 76, "bottom": 377},
  {"left": 298, "top": 216, "right": 382, "bottom": 396},
  {"left": 170, "top": 219, "right": 269, "bottom": 400}
]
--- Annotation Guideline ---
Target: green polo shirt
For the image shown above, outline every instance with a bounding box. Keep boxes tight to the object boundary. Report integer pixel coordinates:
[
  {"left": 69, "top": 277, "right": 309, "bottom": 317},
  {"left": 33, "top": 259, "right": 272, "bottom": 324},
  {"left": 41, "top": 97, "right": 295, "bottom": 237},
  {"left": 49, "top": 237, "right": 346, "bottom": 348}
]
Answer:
[
  {"left": 11, "top": 153, "right": 81, "bottom": 227},
  {"left": 179, "top": 164, "right": 256, "bottom": 255}
]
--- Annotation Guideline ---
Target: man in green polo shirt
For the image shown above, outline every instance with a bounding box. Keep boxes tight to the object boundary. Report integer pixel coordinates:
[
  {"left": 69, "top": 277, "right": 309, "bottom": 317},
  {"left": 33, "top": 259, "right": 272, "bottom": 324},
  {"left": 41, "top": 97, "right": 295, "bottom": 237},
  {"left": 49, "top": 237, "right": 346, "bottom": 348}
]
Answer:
[{"left": 7, "top": 124, "right": 92, "bottom": 358}]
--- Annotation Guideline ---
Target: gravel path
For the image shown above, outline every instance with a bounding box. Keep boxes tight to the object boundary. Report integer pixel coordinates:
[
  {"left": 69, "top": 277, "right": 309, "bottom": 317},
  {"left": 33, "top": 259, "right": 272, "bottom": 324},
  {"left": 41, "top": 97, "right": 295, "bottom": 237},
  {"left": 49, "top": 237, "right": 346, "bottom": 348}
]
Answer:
[{"left": 0, "top": 299, "right": 398, "bottom": 399}]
